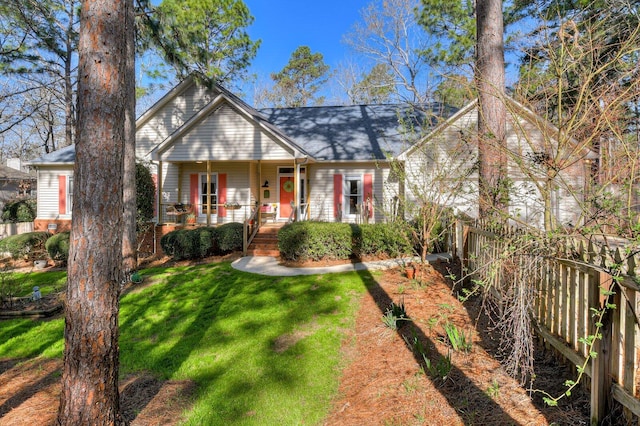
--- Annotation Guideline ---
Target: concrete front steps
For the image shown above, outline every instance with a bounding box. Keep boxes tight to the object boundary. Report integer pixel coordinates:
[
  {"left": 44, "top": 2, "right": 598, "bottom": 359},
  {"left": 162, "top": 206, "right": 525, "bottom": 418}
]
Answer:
[{"left": 246, "top": 223, "right": 284, "bottom": 257}]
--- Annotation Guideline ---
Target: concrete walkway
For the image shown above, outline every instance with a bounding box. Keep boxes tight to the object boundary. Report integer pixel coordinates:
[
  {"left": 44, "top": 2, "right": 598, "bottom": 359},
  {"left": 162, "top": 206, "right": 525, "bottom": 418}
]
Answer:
[{"left": 231, "top": 253, "right": 451, "bottom": 277}]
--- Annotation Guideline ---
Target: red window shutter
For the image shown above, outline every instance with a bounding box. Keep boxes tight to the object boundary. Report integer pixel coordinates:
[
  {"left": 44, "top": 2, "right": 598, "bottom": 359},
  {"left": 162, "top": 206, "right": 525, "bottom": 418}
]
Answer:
[
  {"left": 333, "top": 174, "right": 342, "bottom": 218},
  {"left": 218, "top": 174, "right": 227, "bottom": 217},
  {"left": 363, "top": 173, "right": 373, "bottom": 218},
  {"left": 58, "top": 175, "right": 66, "bottom": 215},
  {"left": 190, "top": 174, "right": 199, "bottom": 215}
]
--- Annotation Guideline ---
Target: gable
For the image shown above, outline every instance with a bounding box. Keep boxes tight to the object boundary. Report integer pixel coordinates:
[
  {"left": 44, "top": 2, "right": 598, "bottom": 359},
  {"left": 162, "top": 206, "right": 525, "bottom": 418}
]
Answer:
[
  {"left": 136, "top": 80, "right": 220, "bottom": 159},
  {"left": 157, "top": 103, "right": 296, "bottom": 161}
]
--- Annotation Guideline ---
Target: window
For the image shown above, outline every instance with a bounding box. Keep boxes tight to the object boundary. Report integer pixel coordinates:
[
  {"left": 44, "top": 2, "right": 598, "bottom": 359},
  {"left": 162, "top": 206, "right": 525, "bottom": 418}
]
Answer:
[
  {"left": 199, "top": 174, "right": 217, "bottom": 214},
  {"left": 344, "top": 175, "right": 362, "bottom": 216}
]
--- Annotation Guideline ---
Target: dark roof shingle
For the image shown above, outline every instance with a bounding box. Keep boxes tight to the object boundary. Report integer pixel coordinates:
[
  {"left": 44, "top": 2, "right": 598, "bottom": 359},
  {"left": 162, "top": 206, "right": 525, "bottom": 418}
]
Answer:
[{"left": 259, "top": 103, "right": 455, "bottom": 161}]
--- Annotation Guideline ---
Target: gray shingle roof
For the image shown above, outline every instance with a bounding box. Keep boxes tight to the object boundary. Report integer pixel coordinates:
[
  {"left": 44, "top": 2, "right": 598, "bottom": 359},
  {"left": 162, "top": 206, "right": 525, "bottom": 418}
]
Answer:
[
  {"left": 260, "top": 103, "right": 456, "bottom": 161},
  {"left": 26, "top": 100, "right": 457, "bottom": 165},
  {"left": 26, "top": 144, "right": 76, "bottom": 165},
  {"left": 0, "top": 164, "right": 35, "bottom": 180}
]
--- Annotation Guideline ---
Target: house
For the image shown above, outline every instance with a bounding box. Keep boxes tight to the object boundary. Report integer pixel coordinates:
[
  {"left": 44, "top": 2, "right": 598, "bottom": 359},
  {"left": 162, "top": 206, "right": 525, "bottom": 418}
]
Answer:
[
  {"left": 0, "top": 162, "right": 36, "bottom": 210},
  {"left": 27, "top": 75, "right": 594, "bottom": 249}
]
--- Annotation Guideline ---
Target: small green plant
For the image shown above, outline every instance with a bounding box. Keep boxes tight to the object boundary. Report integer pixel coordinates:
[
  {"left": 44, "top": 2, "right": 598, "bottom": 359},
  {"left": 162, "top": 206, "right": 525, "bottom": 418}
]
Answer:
[
  {"left": 423, "top": 351, "right": 452, "bottom": 382},
  {"left": 486, "top": 379, "right": 500, "bottom": 398},
  {"left": 0, "top": 269, "right": 20, "bottom": 309},
  {"left": 443, "top": 321, "right": 472, "bottom": 353},
  {"left": 381, "top": 298, "right": 410, "bottom": 330},
  {"left": 403, "top": 329, "right": 427, "bottom": 357}
]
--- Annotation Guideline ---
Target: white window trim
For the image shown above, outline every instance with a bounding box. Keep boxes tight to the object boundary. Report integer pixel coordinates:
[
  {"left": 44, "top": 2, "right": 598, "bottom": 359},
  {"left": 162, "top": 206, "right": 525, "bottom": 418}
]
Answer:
[
  {"left": 66, "top": 175, "right": 74, "bottom": 215},
  {"left": 343, "top": 174, "right": 363, "bottom": 219},
  {"left": 199, "top": 173, "right": 218, "bottom": 218}
]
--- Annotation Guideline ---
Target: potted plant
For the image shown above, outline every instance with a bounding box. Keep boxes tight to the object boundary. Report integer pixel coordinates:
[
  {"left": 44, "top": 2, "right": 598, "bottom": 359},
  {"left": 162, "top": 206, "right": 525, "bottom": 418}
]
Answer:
[
  {"left": 405, "top": 262, "right": 415, "bottom": 279},
  {"left": 186, "top": 213, "right": 196, "bottom": 224}
]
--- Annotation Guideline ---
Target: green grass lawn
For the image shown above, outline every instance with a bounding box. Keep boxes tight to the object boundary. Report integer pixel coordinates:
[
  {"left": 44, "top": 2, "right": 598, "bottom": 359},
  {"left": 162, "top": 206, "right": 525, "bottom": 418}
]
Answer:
[{"left": 0, "top": 261, "right": 370, "bottom": 425}]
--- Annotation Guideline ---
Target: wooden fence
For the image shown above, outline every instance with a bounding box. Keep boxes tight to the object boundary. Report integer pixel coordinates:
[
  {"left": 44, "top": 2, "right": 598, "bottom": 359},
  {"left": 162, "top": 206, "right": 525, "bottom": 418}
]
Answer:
[
  {"left": 453, "top": 221, "right": 640, "bottom": 425},
  {"left": 0, "top": 222, "right": 33, "bottom": 239}
]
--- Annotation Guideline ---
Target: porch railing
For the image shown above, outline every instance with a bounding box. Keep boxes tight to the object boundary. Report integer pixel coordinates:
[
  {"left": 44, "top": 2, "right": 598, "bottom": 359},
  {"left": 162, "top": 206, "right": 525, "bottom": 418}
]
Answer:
[
  {"left": 287, "top": 202, "right": 309, "bottom": 223},
  {"left": 159, "top": 202, "right": 247, "bottom": 224},
  {"left": 243, "top": 203, "right": 260, "bottom": 255}
]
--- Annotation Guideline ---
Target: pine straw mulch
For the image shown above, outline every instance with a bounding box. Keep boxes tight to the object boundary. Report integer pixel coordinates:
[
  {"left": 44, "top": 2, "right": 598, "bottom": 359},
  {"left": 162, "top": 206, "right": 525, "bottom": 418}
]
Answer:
[{"left": 0, "top": 255, "right": 592, "bottom": 425}]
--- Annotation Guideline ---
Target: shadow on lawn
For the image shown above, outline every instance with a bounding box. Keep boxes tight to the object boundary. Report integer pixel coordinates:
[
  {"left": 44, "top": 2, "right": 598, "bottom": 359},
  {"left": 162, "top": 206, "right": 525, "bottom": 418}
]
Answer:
[{"left": 117, "top": 261, "right": 349, "bottom": 424}]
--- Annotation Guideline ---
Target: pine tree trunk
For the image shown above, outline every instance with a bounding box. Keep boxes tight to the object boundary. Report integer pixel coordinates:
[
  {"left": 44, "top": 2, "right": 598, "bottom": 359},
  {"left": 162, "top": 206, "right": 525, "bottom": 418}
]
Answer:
[
  {"left": 476, "top": 0, "right": 507, "bottom": 220},
  {"left": 57, "top": 0, "right": 130, "bottom": 423}
]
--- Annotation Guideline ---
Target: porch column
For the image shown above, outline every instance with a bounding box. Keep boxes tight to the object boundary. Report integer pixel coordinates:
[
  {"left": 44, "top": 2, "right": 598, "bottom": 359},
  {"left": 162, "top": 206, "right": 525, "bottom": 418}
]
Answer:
[
  {"left": 177, "top": 164, "right": 182, "bottom": 203},
  {"left": 258, "top": 160, "right": 262, "bottom": 224},
  {"left": 206, "top": 161, "right": 211, "bottom": 226},
  {"left": 157, "top": 160, "right": 163, "bottom": 223},
  {"left": 294, "top": 161, "right": 300, "bottom": 221}
]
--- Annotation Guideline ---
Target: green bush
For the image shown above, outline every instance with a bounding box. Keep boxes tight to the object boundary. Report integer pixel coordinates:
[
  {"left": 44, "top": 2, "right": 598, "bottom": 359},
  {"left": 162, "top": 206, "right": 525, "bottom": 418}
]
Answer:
[
  {"left": 0, "top": 231, "right": 50, "bottom": 260},
  {"left": 136, "top": 163, "right": 155, "bottom": 225},
  {"left": 160, "top": 227, "right": 222, "bottom": 260},
  {"left": 2, "top": 199, "right": 36, "bottom": 223},
  {"left": 45, "top": 231, "right": 70, "bottom": 263},
  {"left": 192, "top": 227, "right": 218, "bottom": 257},
  {"left": 352, "top": 223, "right": 413, "bottom": 258},
  {"left": 278, "top": 222, "right": 352, "bottom": 261},
  {"left": 217, "top": 222, "right": 243, "bottom": 252}
]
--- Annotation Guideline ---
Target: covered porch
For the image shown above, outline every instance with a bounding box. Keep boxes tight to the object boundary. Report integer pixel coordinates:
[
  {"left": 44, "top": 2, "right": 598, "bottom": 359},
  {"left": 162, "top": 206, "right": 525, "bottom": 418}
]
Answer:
[{"left": 155, "top": 159, "right": 311, "bottom": 227}]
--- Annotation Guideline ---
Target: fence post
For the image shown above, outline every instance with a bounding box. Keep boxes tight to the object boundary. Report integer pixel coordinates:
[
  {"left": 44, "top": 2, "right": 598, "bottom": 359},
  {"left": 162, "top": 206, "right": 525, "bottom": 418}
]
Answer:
[
  {"left": 455, "top": 219, "right": 464, "bottom": 260},
  {"left": 590, "top": 274, "right": 612, "bottom": 426}
]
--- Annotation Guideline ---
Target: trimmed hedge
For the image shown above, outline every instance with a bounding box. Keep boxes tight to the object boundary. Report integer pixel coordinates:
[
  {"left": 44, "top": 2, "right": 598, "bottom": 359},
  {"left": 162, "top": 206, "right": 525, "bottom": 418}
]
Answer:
[
  {"left": 160, "top": 228, "right": 213, "bottom": 260},
  {"left": 217, "top": 222, "right": 243, "bottom": 252},
  {"left": 351, "top": 223, "right": 413, "bottom": 258},
  {"left": 45, "top": 231, "right": 70, "bottom": 263},
  {"left": 278, "top": 221, "right": 415, "bottom": 262},
  {"left": 0, "top": 231, "right": 50, "bottom": 260},
  {"left": 278, "top": 222, "right": 352, "bottom": 261},
  {"left": 160, "top": 222, "right": 244, "bottom": 260}
]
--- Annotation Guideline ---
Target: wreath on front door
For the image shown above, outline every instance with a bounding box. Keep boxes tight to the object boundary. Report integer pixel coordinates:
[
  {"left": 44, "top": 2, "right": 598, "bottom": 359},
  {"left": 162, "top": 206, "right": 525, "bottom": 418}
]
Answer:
[{"left": 282, "top": 180, "right": 294, "bottom": 193}]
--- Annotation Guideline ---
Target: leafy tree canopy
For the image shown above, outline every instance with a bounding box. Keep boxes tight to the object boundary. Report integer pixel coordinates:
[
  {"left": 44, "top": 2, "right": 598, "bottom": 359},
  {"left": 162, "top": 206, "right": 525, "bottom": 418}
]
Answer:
[
  {"left": 350, "top": 63, "right": 396, "bottom": 104},
  {"left": 268, "top": 46, "right": 331, "bottom": 107},
  {"left": 143, "top": 0, "right": 260, "bottom": 86}
]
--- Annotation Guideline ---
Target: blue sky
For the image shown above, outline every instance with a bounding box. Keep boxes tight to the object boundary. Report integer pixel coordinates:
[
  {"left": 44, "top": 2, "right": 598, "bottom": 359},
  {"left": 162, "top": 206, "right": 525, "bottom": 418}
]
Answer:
[{"left": 243, "top": 1, "right": 365, "bottom": 81}]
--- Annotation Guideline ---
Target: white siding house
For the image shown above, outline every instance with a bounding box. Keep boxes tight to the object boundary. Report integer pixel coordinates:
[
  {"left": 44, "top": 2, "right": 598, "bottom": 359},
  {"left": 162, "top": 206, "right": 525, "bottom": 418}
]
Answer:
[{"left": 27, "top": 76, "right": 594, "bottom": 246}]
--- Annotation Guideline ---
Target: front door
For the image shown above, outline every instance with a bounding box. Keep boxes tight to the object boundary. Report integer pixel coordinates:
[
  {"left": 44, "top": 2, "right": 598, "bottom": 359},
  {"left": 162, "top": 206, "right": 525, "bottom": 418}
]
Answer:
[{"left": 279, "top": 176, "right": 294, "bottom": 219}]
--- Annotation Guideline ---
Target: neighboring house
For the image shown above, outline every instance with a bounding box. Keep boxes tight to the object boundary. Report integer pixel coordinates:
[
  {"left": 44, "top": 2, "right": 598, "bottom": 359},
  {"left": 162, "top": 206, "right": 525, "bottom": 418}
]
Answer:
[
  {"left": 0, "top": 163, "right": 36, "bottom": 210},
  {"left": 27, "top": 75, "right": 594, "bottom": 246}
]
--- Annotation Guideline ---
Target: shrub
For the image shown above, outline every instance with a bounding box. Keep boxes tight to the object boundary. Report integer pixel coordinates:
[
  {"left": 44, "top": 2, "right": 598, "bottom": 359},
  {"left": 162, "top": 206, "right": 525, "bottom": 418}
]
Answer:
[
  {"left": 192, "top": 227, "right": 218, "bottom": 257},
  {"left": 45, "top": 231, "right": 70, "bottom": 263},
  {"left": 279, "top": 222, "right": 352, "bottom": 261},
  {"left": 0, "top": 231, "right": 50, "bottom": 260},
  {"left": 352, "top": 223, "right": 413, "bottom": 258},
  {"left": 160, "top": 227, "right": 219, "bottom": 260},
  {"left": 136, "top": 163, "right": 155, "bottom": 224},
  {"left": 217, "top": 222, "right": 243, "bottom": 253},
  {"left": 2, "top": 199, "right": 36, "bottom": 223}
]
